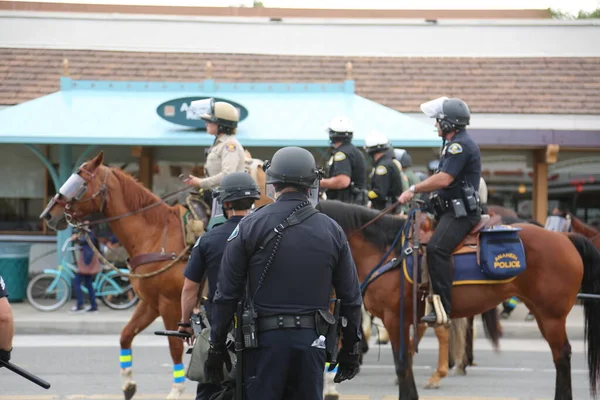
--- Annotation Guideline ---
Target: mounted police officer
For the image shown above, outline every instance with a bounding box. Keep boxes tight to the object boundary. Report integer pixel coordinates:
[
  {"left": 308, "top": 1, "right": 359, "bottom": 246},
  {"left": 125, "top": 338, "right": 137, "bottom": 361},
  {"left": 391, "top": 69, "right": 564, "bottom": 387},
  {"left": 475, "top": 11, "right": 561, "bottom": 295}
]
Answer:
[
  {"left": 320, "top": 116, "right": 368, "bottom": 205},
  {"left": 364, "top": 131, "right": 403, "bottom": 213},
  {"left": 0, "top": 274, "right": 14, "bottom": 365},
  {"left": 207, "top": 146, "right": 363, "bottom": 400},
  {"left": 178, "top": 172, "right": 260, "bottom": 400},
  {"left": 183, "top": 99, "right": 247, "bottom": 205},
  {"left": 399, "top": 97, "right": 482, "bottom": 326}
]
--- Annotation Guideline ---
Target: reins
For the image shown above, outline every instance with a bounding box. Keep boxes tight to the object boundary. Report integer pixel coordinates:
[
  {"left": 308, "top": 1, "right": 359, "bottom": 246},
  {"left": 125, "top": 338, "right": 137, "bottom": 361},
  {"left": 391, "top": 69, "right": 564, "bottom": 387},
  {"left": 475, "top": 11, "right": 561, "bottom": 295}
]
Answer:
[
  {"left": 64, "top": 165, "right": 198, "bottom": 279},
  {"left": 348, "top": 199, "right": 402, "bottom": 238}
]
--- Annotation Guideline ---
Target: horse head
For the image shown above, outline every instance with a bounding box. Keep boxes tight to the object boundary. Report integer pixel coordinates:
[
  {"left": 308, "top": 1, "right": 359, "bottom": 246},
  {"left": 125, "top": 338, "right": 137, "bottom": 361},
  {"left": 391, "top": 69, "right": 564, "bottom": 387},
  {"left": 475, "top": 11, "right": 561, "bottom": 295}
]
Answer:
[{"left": 40, "top": 151, "right": 108, "bottom": 230}]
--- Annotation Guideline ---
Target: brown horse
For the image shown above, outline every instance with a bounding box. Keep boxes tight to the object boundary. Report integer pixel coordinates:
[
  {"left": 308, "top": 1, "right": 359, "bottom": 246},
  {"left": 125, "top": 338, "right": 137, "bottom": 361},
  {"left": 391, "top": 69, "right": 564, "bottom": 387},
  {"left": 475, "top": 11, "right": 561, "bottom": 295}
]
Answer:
[
  {"left": 570, "top": 213, "right": 600, "bottom": 249},
  {"left": 38, "top": 151, "right": 265, "bottom": 400},
  {"left": 316, "top": 199, "right": 600, "bottom": 400},
  {"left": 244, "top": 150, "right": 273, "bottom": 208}
]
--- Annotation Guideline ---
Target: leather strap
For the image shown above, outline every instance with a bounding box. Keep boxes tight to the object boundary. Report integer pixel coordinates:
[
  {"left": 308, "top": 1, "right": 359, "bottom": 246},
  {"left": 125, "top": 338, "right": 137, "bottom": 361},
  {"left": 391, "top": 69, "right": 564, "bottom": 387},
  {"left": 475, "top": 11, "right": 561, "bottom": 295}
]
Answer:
[
  {"left": 257, "top": 315, "right": 316, "bottom": 332},
  {"left": 129, "top": 252, "right": 178, "bottom": 272},
  {"left": 258, "top": 204, "right": 318, "bottom": 251}
]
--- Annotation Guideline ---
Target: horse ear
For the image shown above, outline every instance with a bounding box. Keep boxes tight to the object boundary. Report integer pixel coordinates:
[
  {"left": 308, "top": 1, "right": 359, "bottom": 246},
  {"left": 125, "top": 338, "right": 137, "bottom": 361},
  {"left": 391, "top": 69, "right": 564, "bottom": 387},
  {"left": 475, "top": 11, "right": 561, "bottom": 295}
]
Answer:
[{"left": 92, "top": 151, "right": 104, "bottom": 169}]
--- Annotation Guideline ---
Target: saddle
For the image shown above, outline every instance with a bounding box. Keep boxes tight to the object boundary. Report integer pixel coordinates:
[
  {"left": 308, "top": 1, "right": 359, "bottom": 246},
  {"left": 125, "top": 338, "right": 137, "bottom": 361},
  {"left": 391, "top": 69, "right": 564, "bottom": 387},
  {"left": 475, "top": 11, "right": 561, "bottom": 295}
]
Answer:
[
  {"left": 179, "top": 192, "right": 210, "bottom": 246},
  {"left": 416, "top": 214, "right": 502, "bottom": 254},
  {"left": 411, "top": 213, "right": 502, "bottom": 288}
]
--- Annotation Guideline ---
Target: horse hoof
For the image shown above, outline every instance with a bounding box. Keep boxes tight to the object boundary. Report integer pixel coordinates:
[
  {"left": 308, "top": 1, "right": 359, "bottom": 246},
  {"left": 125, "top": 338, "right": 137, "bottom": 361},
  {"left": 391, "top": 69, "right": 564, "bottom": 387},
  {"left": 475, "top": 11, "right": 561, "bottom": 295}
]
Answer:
[
  {"left": 375, "top": 339, "right": 389, "bottom": 345},
  {"left": 324, "top": 395, "right": 340, "bottom": 400},
  {"left": 525, "top": 313, "right": 535, "bottom": 322},
  {"left": 123, "top": 383, "right": 136, "bottom": 400},
  {"left": 451, "top": 368, "right": 467, "bottom": 376},
  {"left": 424, "top": 381, "right": 440, "bottom": 389},
  {"left": 166, "top": 382, "right": 185, "bottom": 400}
]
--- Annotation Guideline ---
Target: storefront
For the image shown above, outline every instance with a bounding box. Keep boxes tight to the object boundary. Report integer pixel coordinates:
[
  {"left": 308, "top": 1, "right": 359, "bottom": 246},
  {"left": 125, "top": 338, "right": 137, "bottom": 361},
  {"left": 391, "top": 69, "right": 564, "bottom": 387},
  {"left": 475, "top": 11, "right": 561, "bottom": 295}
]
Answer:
[{"left": 0, "top": 68, "right": 441, "bottom": 265}]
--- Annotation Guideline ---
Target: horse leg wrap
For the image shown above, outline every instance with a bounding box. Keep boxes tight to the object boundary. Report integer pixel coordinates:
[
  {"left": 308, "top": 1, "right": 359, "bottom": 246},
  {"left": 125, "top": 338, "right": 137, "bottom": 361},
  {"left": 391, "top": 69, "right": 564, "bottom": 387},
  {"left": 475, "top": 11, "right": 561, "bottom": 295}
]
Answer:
[
  {"left": 432, "top": 295, "right": 449, "bottom": 325},
  {"left": 120, "top": 367, "right": 137, "bottom": 400},
  {"left": 323, "top": 368, "right": 340, "bottom": 399}
]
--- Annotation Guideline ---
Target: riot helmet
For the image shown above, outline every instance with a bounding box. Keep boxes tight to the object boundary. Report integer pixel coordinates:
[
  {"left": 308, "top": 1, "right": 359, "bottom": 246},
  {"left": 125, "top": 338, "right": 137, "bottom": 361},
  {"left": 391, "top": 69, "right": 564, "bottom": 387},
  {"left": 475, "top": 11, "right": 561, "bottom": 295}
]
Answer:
[
  {"left": 420, "top": 97, "right": 471, "bottom": 135},
  {"left": 211, "top": 172, "right": 260, "bottom": 219},
  {"left": 364, "top": 131, "right": 391, "bottom": 154},
  {"left": 263, "top": 147, "right": 323, "bottom": 206},
  {"left": 327, "top": 116, "right": 353, "bottom": 143},
  {"left": 190, "top": 98, "right": 239, "bottom": 133},
  {"left": 427, "top": 159, "right": 440, "bottom": 175},
  {"left": 394, "top": 149, "right": 412, "bottom": 168}
]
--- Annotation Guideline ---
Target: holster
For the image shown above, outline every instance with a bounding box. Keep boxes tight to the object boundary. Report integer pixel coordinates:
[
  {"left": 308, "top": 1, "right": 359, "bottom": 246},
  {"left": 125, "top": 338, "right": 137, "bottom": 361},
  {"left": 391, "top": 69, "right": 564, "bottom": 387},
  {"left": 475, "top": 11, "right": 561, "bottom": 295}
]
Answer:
[{"left": 315, "top": 299, "right": 341, "bottom": 363}]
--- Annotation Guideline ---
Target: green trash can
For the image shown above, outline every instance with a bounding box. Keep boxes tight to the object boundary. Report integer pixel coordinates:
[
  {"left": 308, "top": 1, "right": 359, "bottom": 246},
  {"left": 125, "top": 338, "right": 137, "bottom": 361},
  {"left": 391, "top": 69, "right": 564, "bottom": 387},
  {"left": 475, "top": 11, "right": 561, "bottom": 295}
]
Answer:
[{"left": 0, "top": 243, "right": 31, "bottom": 303}]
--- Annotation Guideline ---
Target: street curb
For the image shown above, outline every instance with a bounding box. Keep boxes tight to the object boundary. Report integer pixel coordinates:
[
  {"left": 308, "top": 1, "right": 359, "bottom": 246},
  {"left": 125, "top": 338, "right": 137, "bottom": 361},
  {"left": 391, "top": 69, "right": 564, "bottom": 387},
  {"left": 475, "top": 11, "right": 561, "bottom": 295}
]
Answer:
[{"left": 14, "top": 320, "right": 586, "bottom": 340}]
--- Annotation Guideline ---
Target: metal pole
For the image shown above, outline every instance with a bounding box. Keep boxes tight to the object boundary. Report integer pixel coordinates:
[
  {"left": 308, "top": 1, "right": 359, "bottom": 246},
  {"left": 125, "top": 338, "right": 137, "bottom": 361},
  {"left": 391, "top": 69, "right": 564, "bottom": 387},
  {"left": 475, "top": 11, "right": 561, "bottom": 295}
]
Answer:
[
  {"left": 577, "top": 293, "right": 600, "bottom": 300},
  {"left": 57, "top": 144, "right": 73, "bottom": 265}
]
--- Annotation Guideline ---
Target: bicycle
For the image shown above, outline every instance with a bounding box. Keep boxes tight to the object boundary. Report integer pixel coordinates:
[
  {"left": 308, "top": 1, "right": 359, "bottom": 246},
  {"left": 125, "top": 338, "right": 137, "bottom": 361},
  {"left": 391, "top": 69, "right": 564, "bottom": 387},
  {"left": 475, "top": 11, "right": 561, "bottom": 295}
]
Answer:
[{"left": 26, "top": 237, "right": 138, "bottom": 312}]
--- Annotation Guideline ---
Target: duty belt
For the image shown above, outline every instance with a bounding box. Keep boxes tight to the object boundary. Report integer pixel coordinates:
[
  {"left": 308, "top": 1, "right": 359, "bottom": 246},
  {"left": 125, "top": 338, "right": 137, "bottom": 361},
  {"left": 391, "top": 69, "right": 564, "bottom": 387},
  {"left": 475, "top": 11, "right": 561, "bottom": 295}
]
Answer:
[{"left": 257, "top": 315, "right": 316, "bottom": 332}]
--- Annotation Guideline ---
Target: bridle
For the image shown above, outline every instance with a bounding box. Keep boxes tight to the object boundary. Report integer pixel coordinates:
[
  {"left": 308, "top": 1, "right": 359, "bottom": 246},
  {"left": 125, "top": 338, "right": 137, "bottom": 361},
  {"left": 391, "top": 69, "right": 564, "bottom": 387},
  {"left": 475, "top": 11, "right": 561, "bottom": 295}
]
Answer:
[
  {"left": 58, "top": 165, "right": 191, "bottom": 229},
  {"left": 59, "top": 166, "right": 110, "bottom": 227}
]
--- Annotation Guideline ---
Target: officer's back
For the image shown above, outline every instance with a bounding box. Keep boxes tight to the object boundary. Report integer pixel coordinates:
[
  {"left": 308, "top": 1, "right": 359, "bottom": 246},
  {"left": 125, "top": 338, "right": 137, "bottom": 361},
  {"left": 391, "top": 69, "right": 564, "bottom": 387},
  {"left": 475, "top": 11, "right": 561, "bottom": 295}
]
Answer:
[
  {"left": 209, "top": 146, "right": 362, "bottom": 400},
  {"left": 237, "top": 192, "right": 350, "bottom": 316}
]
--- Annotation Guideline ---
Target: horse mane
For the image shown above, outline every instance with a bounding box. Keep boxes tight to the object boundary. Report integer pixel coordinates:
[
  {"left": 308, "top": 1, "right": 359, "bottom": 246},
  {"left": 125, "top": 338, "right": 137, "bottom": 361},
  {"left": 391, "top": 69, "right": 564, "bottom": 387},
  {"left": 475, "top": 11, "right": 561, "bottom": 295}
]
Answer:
[
  {"left": 110, "top": 167, "right": 179, "bottom": 225},
  {"left": 316, "top": 200, "right": 405, "bottom": 252},
  {"left": 569, "top": 212, "right": 600, "bottom": 238}
]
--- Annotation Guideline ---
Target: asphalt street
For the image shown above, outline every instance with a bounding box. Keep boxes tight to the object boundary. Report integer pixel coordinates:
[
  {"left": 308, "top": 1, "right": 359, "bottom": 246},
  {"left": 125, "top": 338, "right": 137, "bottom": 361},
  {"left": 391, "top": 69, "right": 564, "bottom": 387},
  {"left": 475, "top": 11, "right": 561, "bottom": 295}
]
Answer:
[{"left": 0, "top": 334, "right": 594, "bottom": 400}]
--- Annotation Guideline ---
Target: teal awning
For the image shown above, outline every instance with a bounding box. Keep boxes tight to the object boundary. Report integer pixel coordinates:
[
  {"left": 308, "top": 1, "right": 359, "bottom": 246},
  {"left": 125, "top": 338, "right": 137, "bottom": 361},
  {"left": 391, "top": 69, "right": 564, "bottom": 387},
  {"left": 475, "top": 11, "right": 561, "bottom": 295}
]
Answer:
[{"left": 0, "top": 78, "right": 439, "bottom": 147}]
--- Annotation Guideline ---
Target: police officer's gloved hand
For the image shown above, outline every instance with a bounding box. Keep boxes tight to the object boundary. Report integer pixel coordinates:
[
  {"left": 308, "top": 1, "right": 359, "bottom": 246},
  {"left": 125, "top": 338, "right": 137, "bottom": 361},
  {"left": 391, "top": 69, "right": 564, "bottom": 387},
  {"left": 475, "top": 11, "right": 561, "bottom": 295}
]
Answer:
[
  {"left": 205, "top": 342, "right": 232, "bottom": 385},
  {"left": 0, "top": 348, "right": 11, "bottom": 365},
  {"left": 330, "top": 343, "right": 361, "bottom": 383}
]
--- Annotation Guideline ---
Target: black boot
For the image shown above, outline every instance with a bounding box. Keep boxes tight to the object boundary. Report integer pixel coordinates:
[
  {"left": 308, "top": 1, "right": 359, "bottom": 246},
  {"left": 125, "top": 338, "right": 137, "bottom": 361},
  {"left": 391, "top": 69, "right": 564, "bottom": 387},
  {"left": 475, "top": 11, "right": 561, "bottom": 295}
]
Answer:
[{"left": 420, "top": 310, "right": 437, "bottom": 324}]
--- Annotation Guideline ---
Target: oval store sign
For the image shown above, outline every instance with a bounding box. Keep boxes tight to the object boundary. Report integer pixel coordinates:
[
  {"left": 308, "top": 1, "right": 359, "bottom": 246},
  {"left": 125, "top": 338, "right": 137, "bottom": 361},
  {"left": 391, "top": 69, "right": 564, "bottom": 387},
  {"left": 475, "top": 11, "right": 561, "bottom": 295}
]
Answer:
[{"left": 156, "top": 97, "right": 249, "bottom": 129}]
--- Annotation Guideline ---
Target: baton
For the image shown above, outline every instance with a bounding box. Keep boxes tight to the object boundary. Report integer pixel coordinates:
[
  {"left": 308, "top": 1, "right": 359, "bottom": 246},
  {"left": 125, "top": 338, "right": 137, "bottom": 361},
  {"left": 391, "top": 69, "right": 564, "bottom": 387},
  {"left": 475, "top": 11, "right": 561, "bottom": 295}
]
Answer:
[
  {"left": 0, "top": 359, "right": 51, "bottom": 389},
  {"left": 154, "top": 330, "right": 191, "bottom": 339}
]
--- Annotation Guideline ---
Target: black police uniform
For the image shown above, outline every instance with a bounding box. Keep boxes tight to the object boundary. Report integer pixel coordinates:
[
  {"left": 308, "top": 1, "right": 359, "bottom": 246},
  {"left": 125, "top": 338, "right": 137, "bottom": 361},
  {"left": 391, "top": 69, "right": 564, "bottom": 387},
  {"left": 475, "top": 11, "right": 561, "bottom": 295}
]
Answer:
[
  {"left": 427, "top": 128, "right": 481, "bottom": 319},
  {"left": 183, "top": 216, "right": 243, "bottom": 400},
  {"left": 210, "top": 192, "right": 363, "bottom": 400},
  {"left": 368, "top": 150, "right": 404, "bottom": 211},
  {"left": 0, "top": 275, "right": 7, "bottom": 299},
  {"left": 326, "top": 143, "right": 367, "bottom": 204}
]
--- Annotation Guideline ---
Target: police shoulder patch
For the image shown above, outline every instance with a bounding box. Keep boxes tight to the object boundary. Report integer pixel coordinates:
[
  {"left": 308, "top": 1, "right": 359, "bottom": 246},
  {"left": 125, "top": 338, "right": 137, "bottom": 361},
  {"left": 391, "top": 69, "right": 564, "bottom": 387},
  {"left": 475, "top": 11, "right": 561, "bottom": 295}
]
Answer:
[
  {"left": 447, "top": 143, "right": 463, "bottom": 155},
  {"left": 225, "top": 142, "right": 237, "bottom": 152},
  {"left": 227, "top": 224, "right": 240, "bottom": 242},
  {"left": 375, "top": 165, "right": 388, "bottom": 175},
  {"left": 333, "top": 152, "right": 346, "bottom": 162}
]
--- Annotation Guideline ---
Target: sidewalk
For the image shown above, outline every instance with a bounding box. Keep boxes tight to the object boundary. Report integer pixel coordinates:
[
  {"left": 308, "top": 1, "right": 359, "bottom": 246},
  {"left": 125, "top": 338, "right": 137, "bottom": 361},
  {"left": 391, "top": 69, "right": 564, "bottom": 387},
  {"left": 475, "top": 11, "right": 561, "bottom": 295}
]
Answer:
[{"left": 11, "top": 301, "right": 587, "bottom": 340}]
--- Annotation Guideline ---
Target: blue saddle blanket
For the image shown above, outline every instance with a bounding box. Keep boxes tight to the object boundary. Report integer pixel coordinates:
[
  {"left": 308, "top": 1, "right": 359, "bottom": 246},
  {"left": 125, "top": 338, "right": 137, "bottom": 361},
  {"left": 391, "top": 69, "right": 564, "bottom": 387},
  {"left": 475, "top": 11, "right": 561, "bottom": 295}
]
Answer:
[{"left": 403, "top": 226, "right": 527, "bottom": 285}]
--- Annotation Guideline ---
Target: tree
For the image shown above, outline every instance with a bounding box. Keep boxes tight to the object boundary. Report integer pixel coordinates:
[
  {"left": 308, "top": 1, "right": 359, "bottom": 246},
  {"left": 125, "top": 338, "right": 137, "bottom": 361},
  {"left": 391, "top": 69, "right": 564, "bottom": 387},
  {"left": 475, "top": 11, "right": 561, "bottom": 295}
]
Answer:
[{"left": 549, "top": 7, "right": 600, "bottom": 19}]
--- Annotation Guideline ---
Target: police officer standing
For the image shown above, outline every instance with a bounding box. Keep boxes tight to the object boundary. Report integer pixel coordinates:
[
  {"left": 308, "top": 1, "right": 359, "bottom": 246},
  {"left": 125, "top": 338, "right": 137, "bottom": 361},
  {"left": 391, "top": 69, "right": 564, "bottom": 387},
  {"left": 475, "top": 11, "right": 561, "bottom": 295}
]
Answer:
[
  {"left": 364, "top": 131, "right": 403, "bottom": 213},
  {"left": 183, "top": 99, "right": 247, "bottom": 196},
  {"left": 320, "top": 116, "right": 367, "bottom": 205},
  {"left": 206, "top": 146, "right": 363, "bottom": 400},
  {"left": 399, "top": 97, "right": 482, "bottom": 325},
  {"left": 178, "top": 173, "right": 260, "bottom": 400},
  {"left": 0, "top": 274, "right": 14, "bottom": 365}
]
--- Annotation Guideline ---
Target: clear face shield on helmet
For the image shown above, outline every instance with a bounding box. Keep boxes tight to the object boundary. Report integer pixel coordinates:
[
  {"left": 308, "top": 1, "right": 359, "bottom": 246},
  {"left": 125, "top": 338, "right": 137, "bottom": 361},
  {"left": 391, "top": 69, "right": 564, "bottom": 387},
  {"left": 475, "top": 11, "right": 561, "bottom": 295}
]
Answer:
[
  {"left": 211, "top": 190, "right": 224, "bottom": 220},
  {"left": 189, "top": 98, "right": 215, "bottom": 121},
  {"left": 264, "top": 178, "right": 321, "bottom": 207},
  {"left": 545, "top": 215, "right": 572, "bottom": 232},
  {"left": 420, "top": 97, "right": 449, "bottom": 119}
]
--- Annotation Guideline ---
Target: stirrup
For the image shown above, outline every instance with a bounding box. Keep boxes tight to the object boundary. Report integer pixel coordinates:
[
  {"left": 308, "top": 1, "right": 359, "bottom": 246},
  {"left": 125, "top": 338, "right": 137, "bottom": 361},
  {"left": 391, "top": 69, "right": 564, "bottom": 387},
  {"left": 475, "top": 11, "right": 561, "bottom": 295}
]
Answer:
[{"left": 431, "top": 295, "right": 449, "bottom": 325}]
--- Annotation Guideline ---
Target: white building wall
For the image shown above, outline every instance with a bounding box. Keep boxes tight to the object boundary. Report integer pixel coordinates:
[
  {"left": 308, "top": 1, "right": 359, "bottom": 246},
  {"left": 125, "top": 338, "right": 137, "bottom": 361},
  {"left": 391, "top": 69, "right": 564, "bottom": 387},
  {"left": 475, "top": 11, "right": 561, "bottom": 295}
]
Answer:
[{"left": 0, "top": 11, "right": 599, "bottom": 57}]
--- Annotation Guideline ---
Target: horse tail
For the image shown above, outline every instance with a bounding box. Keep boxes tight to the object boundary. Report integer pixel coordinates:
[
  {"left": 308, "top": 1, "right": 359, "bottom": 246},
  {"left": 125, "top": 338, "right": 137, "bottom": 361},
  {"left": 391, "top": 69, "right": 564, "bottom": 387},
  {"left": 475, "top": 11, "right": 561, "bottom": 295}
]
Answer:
[
  {"left": 568, "top": 233, "right": 600, "bottom": 397},
  {"left": 449, "top": 317, "right": 468, "bottom": 368},
  {"left": 481, "top": 307, "right": 501, "bottom": 351}
]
